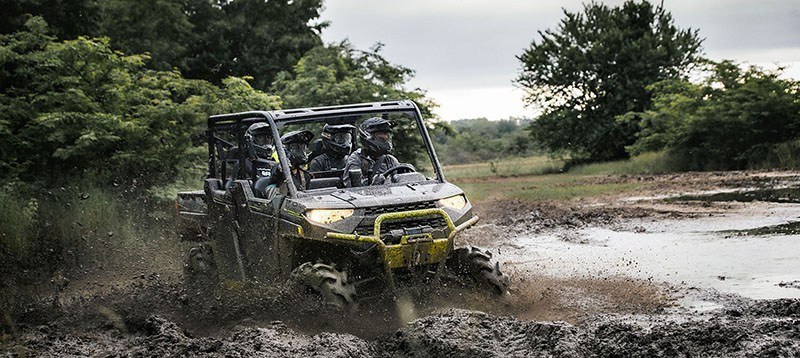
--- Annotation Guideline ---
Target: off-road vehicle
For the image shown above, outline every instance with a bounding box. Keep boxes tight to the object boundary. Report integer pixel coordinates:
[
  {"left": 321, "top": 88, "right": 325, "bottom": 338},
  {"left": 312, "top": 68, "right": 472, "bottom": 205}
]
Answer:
[{"left": 176, "top": 100, "right": 509, "bottom": 309}]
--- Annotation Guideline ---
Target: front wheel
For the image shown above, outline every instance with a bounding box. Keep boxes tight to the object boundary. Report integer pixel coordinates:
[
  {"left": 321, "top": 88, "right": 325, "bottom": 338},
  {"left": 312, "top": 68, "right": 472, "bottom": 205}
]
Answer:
[
  {"left": 446, "top": 246, "right": 510, "bottom": 296},
  {"left": 291, "top": 262, "right": 357, "bottom": 313}
]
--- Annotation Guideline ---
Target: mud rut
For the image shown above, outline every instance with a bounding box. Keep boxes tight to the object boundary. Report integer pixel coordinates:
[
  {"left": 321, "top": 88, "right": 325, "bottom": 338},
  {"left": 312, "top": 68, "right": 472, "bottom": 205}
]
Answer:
[{"left": 3, "top": 171, "right": 800, "bottom": 357}]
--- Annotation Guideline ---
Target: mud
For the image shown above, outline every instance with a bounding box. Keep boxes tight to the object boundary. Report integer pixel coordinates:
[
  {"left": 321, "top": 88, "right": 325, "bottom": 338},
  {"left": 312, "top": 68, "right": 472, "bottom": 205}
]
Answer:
[
  {"left": 7, "top": 299, "right": 799, "bottom": 357},
  {"left": 4, "top": 170, "right": 800, "bottom": 356}
]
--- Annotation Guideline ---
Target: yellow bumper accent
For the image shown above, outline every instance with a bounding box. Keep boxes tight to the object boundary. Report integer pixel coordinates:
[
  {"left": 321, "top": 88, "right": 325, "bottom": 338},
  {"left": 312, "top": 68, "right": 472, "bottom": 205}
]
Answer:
[{"left": 323, "top": 209, "right": 480, "bottom": 269}]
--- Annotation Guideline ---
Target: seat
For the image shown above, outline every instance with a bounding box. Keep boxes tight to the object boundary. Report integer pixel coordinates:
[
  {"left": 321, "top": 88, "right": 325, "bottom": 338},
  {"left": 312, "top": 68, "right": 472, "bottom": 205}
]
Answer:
[{"left": 307, "top": 177, "right": 341, "bottom": 190}]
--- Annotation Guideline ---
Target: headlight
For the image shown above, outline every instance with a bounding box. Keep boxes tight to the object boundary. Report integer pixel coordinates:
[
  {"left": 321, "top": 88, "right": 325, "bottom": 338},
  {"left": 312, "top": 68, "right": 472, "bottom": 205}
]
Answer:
[
  {"left": 305, "top": 209, "right": 354, "bottom": 224},
  {"left": 439, "top": 195, "right": 467, "bottom": 210}
]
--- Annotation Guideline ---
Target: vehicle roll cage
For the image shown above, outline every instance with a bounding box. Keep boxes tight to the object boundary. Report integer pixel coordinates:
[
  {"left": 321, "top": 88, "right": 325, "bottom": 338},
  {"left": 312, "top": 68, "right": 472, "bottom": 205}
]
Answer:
[{"left": 207, "top": 100, "right": 446, "bottom": 198}]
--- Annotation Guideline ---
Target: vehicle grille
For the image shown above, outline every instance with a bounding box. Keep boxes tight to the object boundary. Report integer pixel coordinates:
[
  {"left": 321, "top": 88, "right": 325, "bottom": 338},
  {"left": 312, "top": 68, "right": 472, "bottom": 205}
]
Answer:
[
  {"left": 364, "top": 200, "right": 437, "bottom": 216},
  {"left": 354, "top": 215, "right": 449, "bottom": 238}
]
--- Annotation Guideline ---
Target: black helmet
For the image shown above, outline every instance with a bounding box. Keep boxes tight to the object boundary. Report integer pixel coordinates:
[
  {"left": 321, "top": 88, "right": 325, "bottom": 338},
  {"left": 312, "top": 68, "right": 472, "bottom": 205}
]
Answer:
[
  {"left": 359, "top": 117, "right": 393, "bottom": 157},
  {"left": 321, "top": 124, "right": 355, "bottom": 158},
  {"left": 280, "top": 130, "right": 314, "bottom": 167},
  {"left": 245, "top": 122, "right": 274, "bottom": 159}
]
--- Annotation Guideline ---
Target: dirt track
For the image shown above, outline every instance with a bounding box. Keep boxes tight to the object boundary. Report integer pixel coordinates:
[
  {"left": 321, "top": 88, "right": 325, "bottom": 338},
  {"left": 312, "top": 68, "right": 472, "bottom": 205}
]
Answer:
[{"left": 3, "top": 171, "right": 800, "bottom": 356}]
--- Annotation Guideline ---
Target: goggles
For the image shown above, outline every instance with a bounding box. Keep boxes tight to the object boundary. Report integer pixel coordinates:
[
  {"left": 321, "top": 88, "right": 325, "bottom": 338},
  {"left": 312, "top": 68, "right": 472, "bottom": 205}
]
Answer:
[
  {"left": 287, "top": 142, "right": 308, "bottom": 153},
  {"left": 253, "top": 133, "right": 273, "bottom": 147},
  {"left": 331, "top": 132, "right": 352, "bottom": 144}
]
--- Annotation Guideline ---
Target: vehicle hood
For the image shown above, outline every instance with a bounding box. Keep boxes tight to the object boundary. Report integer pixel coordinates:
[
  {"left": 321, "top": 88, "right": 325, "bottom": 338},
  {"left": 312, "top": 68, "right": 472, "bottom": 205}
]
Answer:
[{"left": 286, "top": 181, "right": 465, "bottom": 211}]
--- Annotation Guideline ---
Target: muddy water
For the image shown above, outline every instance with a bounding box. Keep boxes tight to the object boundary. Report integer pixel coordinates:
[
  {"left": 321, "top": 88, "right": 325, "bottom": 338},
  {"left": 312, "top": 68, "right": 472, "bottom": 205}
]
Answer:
[{"left": 506, "top": 201, "right": 800, "bottom": 301}]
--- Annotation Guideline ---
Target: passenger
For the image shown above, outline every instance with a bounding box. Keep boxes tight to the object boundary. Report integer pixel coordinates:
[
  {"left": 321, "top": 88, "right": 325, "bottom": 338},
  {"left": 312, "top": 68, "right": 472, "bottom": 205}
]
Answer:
[
  {"left": 244, "top": 122, "right": 278, "bottom": 178},
  {"left": 228, "top": 122, "right": 276, "bottom": 189},
  {"left": 263, "top": 130, "right": 314, "bottom": 192},
  {"left": 342, "top": 117, "right": 400, "bottom": 187},
  {"left": 309, "top": 124, "right": 356, "bottom": 172}
]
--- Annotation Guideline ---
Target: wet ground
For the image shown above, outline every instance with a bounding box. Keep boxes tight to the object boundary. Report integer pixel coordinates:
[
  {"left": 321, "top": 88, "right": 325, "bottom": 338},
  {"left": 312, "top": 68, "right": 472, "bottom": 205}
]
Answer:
[
  {"left": 508, "top": 202, "right": 800, "bottom": 301},
  {"left": 3, "top": 171, "right": 800, "bottom": 356}
]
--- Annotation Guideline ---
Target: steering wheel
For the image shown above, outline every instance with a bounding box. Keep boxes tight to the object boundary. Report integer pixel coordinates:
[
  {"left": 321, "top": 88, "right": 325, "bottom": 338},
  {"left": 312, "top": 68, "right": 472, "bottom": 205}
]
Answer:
[{"left": 379, "top": 164, "right": 417, "bottom": 183}]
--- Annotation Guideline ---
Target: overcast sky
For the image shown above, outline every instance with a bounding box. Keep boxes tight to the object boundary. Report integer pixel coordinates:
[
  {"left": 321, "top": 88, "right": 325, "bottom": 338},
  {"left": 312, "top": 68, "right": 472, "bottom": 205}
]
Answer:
[{"left": 318, "top": 1, "right": 800, "bottom": 121}]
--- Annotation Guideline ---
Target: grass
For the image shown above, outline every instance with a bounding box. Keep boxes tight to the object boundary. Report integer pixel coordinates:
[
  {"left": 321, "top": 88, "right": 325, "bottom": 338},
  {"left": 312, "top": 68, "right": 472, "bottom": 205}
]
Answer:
[
  {"left": 444, "top": 156, "right": 564, "bottom": 181},
  {"left": 444, "top": 152, "right": 673, "bottom": 202},
  {"left": 567, "top": 151, "right": 677, "bottom": 176}
]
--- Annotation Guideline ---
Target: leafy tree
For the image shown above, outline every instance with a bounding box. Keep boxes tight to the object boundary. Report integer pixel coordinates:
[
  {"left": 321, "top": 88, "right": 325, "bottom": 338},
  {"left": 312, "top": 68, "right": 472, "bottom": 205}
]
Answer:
[
  {"left": 181, "top": 0, "right": 326, "bottom": 89},
  {"left": 0, "top": 0, "right": 101, "bottom": 39},
  {"left": 98, "top": 0, "right": 193, "bottom": 71},
  {"left": 272, "top": 41, "right": 441, "bottom": 165},
  {"left": 0, "top": 18, "right": 280, "bottom": 187},
  {"left": 434, "top": 118, "right": 535, "bottom": 165},
  {"left": 625, "top": 61, "right": 800, "bottom": 170},
  {"left": 516, "top": 0, "right": 703, "bottom": 162}
]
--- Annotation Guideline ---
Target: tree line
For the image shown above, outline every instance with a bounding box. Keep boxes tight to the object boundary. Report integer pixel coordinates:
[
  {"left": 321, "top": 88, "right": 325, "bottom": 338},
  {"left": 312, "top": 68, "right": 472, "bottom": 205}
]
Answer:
[{"left": 515, "top": 0, "right": 800, "bottom": 170}]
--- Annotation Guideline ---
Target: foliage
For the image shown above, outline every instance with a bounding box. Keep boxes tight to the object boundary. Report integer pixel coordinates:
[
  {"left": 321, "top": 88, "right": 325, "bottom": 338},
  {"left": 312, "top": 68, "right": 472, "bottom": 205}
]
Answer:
[
  {"left": 98, "top": 0, "right": 193, "bottom": 71},
  {"left": 0, "top": 0, "right": 101, "bottom": 39},
  {"left": 433, "top": 117, "right": 537, "bottom": 165},
  {"left": 625, "top": 61, "right": 800, "bottom": 170},
  {"left": 516, "top": 0, "right": 703, "bottom": 162},
  {"left": 2, "top": 0, "right": 326, "bottom": 90},
  {"left": 272, "top": 41, "right": 442, "bottom": 165},
  {"left": 0, "top": 18, "right": 280, "bottom": 188},
  {"left": 0, "top": 187, "right": 38, "bottom": 256}
]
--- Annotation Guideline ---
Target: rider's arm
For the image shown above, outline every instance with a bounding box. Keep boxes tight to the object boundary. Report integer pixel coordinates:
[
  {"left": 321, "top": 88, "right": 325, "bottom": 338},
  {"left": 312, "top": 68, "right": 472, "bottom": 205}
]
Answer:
[{"left": 341, "top": 152, "right": 361, "bottom": 187}]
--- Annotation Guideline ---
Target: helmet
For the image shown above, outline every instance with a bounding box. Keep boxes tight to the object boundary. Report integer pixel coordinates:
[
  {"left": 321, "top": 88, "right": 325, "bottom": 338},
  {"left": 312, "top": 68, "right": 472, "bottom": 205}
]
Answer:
[
  {"left": 280, "top": 130, "right": 314, "bottom": 167},
  {"left": 321, "top": 124, "right": 355, "bottom": 158},
  {"left": 245, "top": 122, "right": 274, "bottom": 159},
  {"left": 358, "top": 117, "right": 393, "bottom": 157}
]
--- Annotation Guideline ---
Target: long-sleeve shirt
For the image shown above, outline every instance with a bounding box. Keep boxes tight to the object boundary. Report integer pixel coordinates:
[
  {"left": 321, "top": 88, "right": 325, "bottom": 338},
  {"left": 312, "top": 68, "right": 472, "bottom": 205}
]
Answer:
[{"left": 341, "top": 149, "right": 400, "bottom": 187}]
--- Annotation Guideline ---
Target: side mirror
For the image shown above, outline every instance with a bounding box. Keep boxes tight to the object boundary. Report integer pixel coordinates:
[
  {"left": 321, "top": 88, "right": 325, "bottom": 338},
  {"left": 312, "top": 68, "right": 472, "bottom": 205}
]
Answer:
[{"left": 348, "top": 168, "right": 362, "bottom": 187}]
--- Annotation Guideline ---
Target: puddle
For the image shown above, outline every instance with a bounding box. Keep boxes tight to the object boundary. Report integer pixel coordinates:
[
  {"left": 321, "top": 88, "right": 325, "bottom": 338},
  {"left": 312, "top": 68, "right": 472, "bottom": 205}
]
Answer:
[
  {"left": 670, "top": 187, "right": 800, "bottom": 203},
  {"left": 505, "top": 209, "right": 800, "bottom": 300}
]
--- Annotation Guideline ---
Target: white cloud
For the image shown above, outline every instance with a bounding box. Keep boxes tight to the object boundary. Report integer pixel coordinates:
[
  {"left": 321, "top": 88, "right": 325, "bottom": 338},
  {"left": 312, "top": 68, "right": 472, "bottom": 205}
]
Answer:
[{"left": 428, "top": 86, "right": 532, "bottom": 121}]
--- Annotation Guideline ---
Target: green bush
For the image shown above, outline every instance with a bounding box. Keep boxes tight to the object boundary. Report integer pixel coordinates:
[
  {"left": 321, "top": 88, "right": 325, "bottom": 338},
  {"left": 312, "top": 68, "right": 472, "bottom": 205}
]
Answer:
[
  {"left": 625, "top": 61, "right": 800, "bottom": 171},
  {"left": 0, "top": 18, "right": 280, "bottom": 189},
  {"left": 0, "top": 188, "right": 38, "bottom": 257}
]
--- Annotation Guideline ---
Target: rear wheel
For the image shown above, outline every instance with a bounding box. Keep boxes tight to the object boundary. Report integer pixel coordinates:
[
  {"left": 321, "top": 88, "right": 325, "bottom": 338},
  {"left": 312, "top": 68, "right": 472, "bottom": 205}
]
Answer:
[
  {"left": 446, "top": 246, "right": 510, "bottom": 296},
  {"left": 183, "top": 244, "right": 220, "bottom": 298},
  {"left": 291, "top": 262, "right": 357, "bottom": 313}
]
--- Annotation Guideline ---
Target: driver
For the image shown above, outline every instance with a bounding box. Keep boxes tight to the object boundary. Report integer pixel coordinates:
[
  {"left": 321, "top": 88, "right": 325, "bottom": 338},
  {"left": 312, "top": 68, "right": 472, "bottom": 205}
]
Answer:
[
  {"left": 309, "top": 124, "right": 356, "bottom": 172},
  {"left": 342, "top": 117, "right": 400, "bottom": 187}
]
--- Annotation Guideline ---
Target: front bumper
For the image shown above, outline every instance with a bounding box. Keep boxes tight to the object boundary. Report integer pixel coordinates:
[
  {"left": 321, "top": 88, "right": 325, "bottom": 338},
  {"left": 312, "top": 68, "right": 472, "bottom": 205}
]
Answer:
[{"left": 323, "top": 208, "right": 479, "bottom": 290}]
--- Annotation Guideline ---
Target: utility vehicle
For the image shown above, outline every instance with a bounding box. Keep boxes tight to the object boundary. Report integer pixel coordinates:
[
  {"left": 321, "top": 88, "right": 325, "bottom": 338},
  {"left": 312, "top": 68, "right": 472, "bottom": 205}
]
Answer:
[{"left": 176, "top": 100, "right": 509, "bottom": 308}]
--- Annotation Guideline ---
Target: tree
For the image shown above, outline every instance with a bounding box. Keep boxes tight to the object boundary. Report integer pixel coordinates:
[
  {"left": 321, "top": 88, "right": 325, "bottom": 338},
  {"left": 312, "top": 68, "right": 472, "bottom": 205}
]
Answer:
[
  {"left": 98, "top": 0, "right": 193, "bottom": 71},
  {"left": 0, "top": 0, "right": 101, "bottom": 39},
  {"left": 625, "top": 61, "right": 800, "bottom": 170},
  {"left": 181, "top": 0, "right": 326, "bottom": 89},
  {"left": 516, "top": 0, "right": 703, "bottom": 162},
  {"left": 0, "top": 18, "right": 280, "bottom": 187},
  {"left": 272, "top": 41, "right": 442, "bottom": 165}
]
